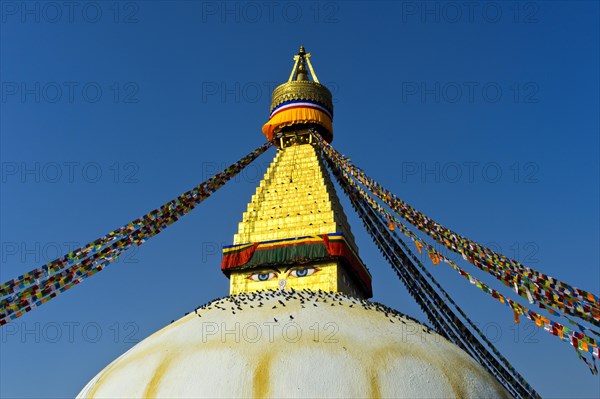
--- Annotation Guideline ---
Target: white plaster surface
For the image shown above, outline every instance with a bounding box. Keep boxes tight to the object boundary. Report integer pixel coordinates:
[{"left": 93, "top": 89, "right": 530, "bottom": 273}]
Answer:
[{"left": 77, "top": 290, "right": 511, "bottom": 398}]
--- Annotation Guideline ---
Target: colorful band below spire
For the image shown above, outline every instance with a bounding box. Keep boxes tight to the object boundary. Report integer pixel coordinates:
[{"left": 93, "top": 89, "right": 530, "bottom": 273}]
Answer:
[
  {"left": 262, "top": 101, "right": 333, "bottom": 141},
  {"left": 270, "top": 99, "right": 333, "bottom": 119}
]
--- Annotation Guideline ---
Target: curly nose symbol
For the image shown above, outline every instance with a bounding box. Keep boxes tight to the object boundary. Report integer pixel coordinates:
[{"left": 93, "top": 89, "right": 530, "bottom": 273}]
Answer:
[{"left": 278, "top": 279, "right": 287, "bottom": 290}]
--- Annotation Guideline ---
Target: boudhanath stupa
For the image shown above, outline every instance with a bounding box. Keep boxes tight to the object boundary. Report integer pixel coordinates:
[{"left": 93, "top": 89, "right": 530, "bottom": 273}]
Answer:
[{"left": 76, "top": 46, "right": 510, "bottom": 399}]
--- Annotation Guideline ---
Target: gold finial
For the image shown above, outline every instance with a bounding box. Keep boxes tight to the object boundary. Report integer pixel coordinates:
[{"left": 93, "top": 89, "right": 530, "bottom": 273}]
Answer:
[
  {"left": 296, "top": 60, "right": 309, "bottom": 81},
  {"left": 288, "top": 45, "right": 320, "bottom": 83}
]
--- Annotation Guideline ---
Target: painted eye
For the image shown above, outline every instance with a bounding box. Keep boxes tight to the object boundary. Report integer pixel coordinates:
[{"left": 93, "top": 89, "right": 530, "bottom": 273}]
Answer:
[
  {"left": 290, "top": 267, "right": 317, "bottom": 278},
  {"left": 248, "top": 272, "right": 277, "bottom": 281}
]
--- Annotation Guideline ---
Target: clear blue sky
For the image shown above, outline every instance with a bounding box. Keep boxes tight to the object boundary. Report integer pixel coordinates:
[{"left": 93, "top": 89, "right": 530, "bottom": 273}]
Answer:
[{"left": 1, "top": 1, "right": 598, "bottom": 397}]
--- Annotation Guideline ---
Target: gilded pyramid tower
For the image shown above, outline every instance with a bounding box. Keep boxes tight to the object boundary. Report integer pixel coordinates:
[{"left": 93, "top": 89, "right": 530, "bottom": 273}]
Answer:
[{"left": 221, "top": 46, "right": 372, "bottom": 298}]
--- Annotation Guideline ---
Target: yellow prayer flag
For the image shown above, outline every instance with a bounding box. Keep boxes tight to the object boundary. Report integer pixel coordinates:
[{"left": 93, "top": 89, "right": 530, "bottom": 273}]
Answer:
[
  {"left": 588, "top": 292, "right": 596, "bottom": 303},
  {"left": 535, "top": 317, "right": 543, "bottom": 327},
  {"left": 429, "top": 251, "right": 440, "bottom": 265},
  {"left": 513, "top": 311, "right": 520, "bottom": 324},
  {"left": 415, "top": 241, "right": 423, "bottom": 254},
  {"left": 581, "top": 341, "right": 589, "bottom": 352}
]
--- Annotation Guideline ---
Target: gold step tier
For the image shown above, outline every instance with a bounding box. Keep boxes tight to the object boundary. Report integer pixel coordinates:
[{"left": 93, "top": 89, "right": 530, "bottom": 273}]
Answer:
[{"left": 233, "top": 143, "right": 357, "bottom": 252}]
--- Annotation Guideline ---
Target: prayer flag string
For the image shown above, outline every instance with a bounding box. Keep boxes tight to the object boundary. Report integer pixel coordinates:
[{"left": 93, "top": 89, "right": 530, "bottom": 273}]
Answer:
[
  {"left": 329, "top": 160, "right": 540, "bottom": 398},
  {"left": 0, "top": 140, "right": 274, "bottom": 325},
  {"left": 311, "top": 130, "right": 600, "bottom": 328},
  {"left": 314, "top": 130, "right": 598, "bottom": 375}
]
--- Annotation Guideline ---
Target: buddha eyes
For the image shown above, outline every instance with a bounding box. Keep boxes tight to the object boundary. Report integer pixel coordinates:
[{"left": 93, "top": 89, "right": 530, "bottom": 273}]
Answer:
[
  {"left": 290, "top": 267, "right": 317, "bottom": 278},
  {"left": 248, "top": 272, "right": 277, "bottom": 281},
  {"left": 247, "top": 267, "right": 318, "bottom": 281}
]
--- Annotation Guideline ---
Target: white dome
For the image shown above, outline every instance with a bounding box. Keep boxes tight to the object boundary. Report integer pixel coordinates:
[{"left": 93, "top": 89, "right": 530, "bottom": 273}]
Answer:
[{"left": 77, "top": 290, "right": 510, "bottom": 398}]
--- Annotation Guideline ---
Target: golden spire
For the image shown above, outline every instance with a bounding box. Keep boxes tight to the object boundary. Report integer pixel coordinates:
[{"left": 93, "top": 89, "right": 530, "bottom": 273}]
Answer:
[{"left": 224, "top": 47, "right": 372, "bottom": 298}]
